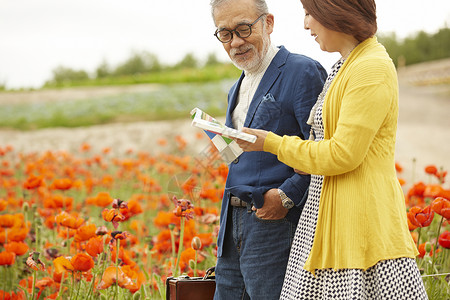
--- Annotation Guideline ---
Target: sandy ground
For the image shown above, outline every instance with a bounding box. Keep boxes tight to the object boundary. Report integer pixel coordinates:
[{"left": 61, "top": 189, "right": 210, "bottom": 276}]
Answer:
[{"left": 1, "top": 61, "right": 449, "bottom": 185}]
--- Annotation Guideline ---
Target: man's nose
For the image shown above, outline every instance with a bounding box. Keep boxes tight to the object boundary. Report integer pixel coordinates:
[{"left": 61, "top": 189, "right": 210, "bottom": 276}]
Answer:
[{"left": 230, "top": 34, "right": 245, "bottom": 48}]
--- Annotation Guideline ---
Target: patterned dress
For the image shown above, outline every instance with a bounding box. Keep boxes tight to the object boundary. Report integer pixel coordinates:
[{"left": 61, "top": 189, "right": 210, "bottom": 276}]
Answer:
[{"left": 280, "top": 58, "right": 428, "bottom": 300}]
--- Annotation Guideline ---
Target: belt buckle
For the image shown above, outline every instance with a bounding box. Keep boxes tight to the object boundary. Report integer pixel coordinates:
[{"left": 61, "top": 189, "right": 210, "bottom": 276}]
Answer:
[{"left": 230, "top": 196, "right": 246, "bottom": 207}]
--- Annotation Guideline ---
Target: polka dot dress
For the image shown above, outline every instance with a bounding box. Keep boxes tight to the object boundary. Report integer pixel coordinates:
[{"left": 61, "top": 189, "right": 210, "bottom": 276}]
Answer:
[{"left": 280, "top": 58, "right": 428, "bottom": 300}]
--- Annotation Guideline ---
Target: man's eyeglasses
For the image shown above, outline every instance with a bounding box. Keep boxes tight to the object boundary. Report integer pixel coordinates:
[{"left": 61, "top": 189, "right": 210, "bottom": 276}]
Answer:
[{"left": 214, "top": 14, "right": 266, "bottom": 43}]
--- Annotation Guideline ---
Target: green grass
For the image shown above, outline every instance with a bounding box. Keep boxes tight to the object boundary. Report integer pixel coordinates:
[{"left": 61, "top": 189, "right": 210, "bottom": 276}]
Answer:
[
  {"left": 0, "top": 81, "right": 234, "bottom": 130},
  {"left": 44, "top": 64, "right": 241, "bottom": 88}
]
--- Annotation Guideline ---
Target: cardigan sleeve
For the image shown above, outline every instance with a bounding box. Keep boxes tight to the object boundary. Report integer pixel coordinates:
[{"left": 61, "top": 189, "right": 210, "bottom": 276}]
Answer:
[{"left": 264, "top": 60, "right": 396, "bottom": 176}]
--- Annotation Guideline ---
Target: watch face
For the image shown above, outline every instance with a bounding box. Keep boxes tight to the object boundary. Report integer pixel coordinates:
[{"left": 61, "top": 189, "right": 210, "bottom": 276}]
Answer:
[{"left": 282, "top": 199, "right": 294, "bottom": 209}]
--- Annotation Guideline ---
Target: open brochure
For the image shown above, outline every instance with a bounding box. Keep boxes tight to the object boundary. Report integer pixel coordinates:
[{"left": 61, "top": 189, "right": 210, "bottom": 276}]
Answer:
[{"left": 190, "top": 107, "right": 256, "bottom": 143}]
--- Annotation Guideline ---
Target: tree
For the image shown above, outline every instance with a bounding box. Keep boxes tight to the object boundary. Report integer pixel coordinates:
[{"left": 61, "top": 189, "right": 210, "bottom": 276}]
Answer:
[
  {"left": 50, "top": 66, "right": 89, "bottom": 85},
  {"left": 173, "top": 53, "right": 198, "bottom": 69}
]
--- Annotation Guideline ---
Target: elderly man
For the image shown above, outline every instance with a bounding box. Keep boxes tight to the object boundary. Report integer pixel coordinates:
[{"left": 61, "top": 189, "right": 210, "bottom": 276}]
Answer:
[{"left": 209, "top": 0, "right": 327, "bottom": 299}]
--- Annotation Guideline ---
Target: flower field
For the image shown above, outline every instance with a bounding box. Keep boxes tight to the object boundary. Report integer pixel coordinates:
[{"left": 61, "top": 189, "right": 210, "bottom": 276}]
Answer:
[{"left": 0, "top": 134, "right": 449, "bottom": 299}]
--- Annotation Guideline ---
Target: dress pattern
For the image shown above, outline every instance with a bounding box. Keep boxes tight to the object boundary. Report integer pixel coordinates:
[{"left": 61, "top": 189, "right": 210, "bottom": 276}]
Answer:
[{"left": 280, "top": 58, "right": 428, "bottom": 300}]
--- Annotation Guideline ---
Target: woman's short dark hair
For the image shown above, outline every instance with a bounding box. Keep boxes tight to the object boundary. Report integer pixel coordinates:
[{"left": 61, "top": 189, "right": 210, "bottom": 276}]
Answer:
[{"left": 301, "top": 0, "right": 377, "bottom": 42}]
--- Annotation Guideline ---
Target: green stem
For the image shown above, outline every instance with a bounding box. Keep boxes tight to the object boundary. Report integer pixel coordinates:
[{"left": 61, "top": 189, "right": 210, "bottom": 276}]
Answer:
[
  {"left": 31, "top": 269, "right": 36, "bottom": 300},
  {"left": 170, "top": 228, "right": 176, "bottom": 275},
  {"left": 74, "top": 272, "right": 81, "bottom": 300},
  {"left": 66, "top": 227, "right": 70, "bottom": 255},
  {"left": 174, "top": 218, "right": 185, "bottom": 277},
  {"left": 86, "top": 253, "right": 102, "bottom": 300},
  {"left": 431, "top": 216, "right": 444, "bottom": 272},
  {"left": 194, "top": 250, "right": 198, "bottom": 277},
  {"left": 115, "top": 239, "right": 120, "bottom": 300},
  {"left": 56, "top": 271, "right": 65, "bottom": 300}
]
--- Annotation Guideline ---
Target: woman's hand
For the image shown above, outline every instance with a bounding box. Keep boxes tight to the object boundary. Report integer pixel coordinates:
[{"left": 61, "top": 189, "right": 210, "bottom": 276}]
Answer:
[{"left": 234, "top": 127, "right": 268, "bottom": 152}]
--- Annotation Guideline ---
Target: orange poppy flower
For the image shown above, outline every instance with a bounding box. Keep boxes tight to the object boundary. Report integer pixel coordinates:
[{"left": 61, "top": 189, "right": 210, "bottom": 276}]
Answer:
[
  {"left": 94, "top": 192, "right": 113, "bottom": 207},
  {"left": 8, "top": 226, "right": 29, "bottom": 242},
  {"left": 102, "top": 208, "right": 125, "bottom": 229},
  {"left": 5, "top": 241, "right": 29, "bottom": 256},
  {"left": 55, "top": 211, "right": 84, "bottom": 229},
  {"left": 425, "top": 165, "right": 438, "bottom": 175},
  {"left": 417, "top": 242, "right": 433, "bottom": 258},
  {"left": 35, "top": 277, "right": 55, "bottom": 291},
  {"left": 53, "top": 256, "right": 74, "bottom": 274},
  {"left": 23, "top": 174, "right": 45, "bottom": 190},
  {"left": 423, "top": 184, "right": 444, "bottom": 199},
  {"left": 74, "top": 224, "right": 97, "bottom": 242},
  {"left": 97, "top": 265, "right": 138, "bottom": 292},
  {"left": 43, "top": 194, "right": 73, "bottom": 210},
  {"left": 0, "top": 199, "right": 8, "bottom": 211},
  {"left": 120, "top": 199, "right": 143, "bottom": 221},
  {"left": 50, "top": 178, "right": 73, "bottom": 191},
  {"left": 0, "top": 214, "right": 16, "bottom": 228},
  {"left": 71, "top": 253, "right": 94, "bottom": 272},
  {"left": 407, "top": 206, "right": 434, "bottom": 228},
  {"left": 86, "top": 237, "right": 104, "bottom": 258},
  {"left": 431, "top": 197, "right": 450, "bottom": 219},
  {"left": 80, "top": 142, "right": 91, "bottom": 152},
  {"left": 0, "top": 251, "right": 16, "bottom": 265}
]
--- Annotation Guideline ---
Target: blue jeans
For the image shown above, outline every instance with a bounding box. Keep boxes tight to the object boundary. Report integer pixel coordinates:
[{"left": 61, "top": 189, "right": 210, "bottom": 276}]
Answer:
[{"left": 214, "top": 205, "right": 296, "bottom": 300}]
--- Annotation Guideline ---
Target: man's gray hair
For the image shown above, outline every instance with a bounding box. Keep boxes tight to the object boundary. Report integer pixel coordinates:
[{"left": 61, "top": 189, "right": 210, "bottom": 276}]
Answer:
[{"left": 210, "top": 0, "right": 269, "bottom": 22}]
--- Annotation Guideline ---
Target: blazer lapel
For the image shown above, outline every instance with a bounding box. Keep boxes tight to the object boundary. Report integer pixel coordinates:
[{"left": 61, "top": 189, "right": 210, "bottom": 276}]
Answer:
[
  {"left": 225, "top": 72, "right": 245, "bottom": 128},
  {"left": 244, "top": 46, "right": 287, "bottom": 127}
]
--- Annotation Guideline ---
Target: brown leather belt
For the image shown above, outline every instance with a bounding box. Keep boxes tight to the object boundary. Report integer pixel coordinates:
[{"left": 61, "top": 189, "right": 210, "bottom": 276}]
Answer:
[{"left": 230, "top": 196, "right": 248, "bottom": 207}]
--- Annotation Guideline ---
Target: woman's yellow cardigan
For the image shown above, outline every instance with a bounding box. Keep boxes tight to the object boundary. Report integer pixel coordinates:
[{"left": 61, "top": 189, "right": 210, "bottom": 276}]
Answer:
[{"left": 264, "top": 37, "right": 418, "bottom": 274}]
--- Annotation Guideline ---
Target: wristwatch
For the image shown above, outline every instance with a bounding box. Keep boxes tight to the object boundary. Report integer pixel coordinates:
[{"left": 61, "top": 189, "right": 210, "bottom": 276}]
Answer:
[{"left": 278, "top": 189, "right": 294, "bottom": 209}]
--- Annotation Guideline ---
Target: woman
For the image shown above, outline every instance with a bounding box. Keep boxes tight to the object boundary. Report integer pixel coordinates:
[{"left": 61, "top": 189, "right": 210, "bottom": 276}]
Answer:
[{"left": 235, "top": 0, "right": 428, "bottom": 299}]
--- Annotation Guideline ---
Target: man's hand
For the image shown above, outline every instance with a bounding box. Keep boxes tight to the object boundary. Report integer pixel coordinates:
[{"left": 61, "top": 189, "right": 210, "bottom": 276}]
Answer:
[{"left": 253, "top": 188, "right": 288, "bottom": 220}]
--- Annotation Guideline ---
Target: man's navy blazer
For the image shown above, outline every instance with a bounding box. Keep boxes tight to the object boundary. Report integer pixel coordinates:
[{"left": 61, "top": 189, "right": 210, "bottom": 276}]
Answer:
[{"left": 216, "top": 46, "right": 327, "bottom": 257}]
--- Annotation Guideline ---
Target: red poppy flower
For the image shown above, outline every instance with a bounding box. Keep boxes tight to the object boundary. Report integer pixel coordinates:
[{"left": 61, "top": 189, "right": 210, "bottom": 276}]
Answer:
[
  {"left": 94, "top": 192, "right": 113, "bottom": 207},
  {"left": 70, "top": 253, "right": 94, "bottom": 272},
  {"left": 423, "top": 184, "right": 444, "bottom": 198},
  {"left": 4, "top": 241, "right": 29, "bottom": 256},
  {"left": 0, "top": 251, "right": 16, "bottom": 266},
  {"left": 0, "top": 199, "right": 7, "bottom": 211},
  {"left": 438, "top": 231, "right": 450, "bottom": 249},
  {"left": 172, "top": 196, "right": 194, "bottom": 220},
  {"left": 53, "top": 256, "right": 74, "bottom": 274},
  {"left": 97, "top": 265, "right": 138, "bottom": 292},
  {"left": 55, "top": 211, "right": 84, "bottom": 229},
  {"left": 0, "top": 214, "right": 16, "bottom": 228},
  {"left": 86, "top": 237, "right": 104, "bottom": 258},
  {"left": 417, "top": 243, "right": 434, "bottom": 258},
  {"left": 431, "top": 197, "right": 450, "bottom": 219},
  {"left": 425, "top": 165, "right": 438, "bottom": 175},
  {"left": 74, "top": 224, "right": 97, "bottom": 242},
  {"left": 23, "top": 174, "right": 45, "bottom": 190},
  {"left": 102, "top": 208, "right": 125, "bottom": 229},
  {"left": 50, "top": 178, "right": 73, "bottom": 190},
  {"left": 407, "top": 206, "right": 434, "bottom": 228}
]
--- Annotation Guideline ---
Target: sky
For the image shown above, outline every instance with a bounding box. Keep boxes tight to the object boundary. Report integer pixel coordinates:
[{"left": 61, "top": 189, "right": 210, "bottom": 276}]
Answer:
[{"left": 0, "top": 0, "right": 449, "bottom": 89}]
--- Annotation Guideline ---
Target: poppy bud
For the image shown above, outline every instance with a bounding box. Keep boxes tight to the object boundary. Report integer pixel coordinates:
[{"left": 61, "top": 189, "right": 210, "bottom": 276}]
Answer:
[
  {"left": 22, "top": 202, "right": 29, "bottom": 213},
  {"left": 425, "top": 242, "right": 432, "bottom": 253},
  {"left": 191, "top": 236, "right": 202, "bottom": 250}
]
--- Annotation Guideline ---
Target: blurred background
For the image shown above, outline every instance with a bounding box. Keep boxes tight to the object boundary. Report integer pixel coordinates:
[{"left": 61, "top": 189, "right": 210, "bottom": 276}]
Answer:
[{"left": 0, "top": 0, "right": 449, "bottom": 89}]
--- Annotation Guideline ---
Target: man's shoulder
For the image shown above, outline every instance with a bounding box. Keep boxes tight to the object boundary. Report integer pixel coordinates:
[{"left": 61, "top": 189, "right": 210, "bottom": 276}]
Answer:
[{"left": 276, "top": 45, "right": 324, "bottom": 70}]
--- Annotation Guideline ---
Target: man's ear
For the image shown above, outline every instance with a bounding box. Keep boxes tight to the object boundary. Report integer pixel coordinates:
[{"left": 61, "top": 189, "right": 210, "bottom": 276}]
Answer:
[{"left": 265, "top": 13, "right": 274, "bottom": 34}]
